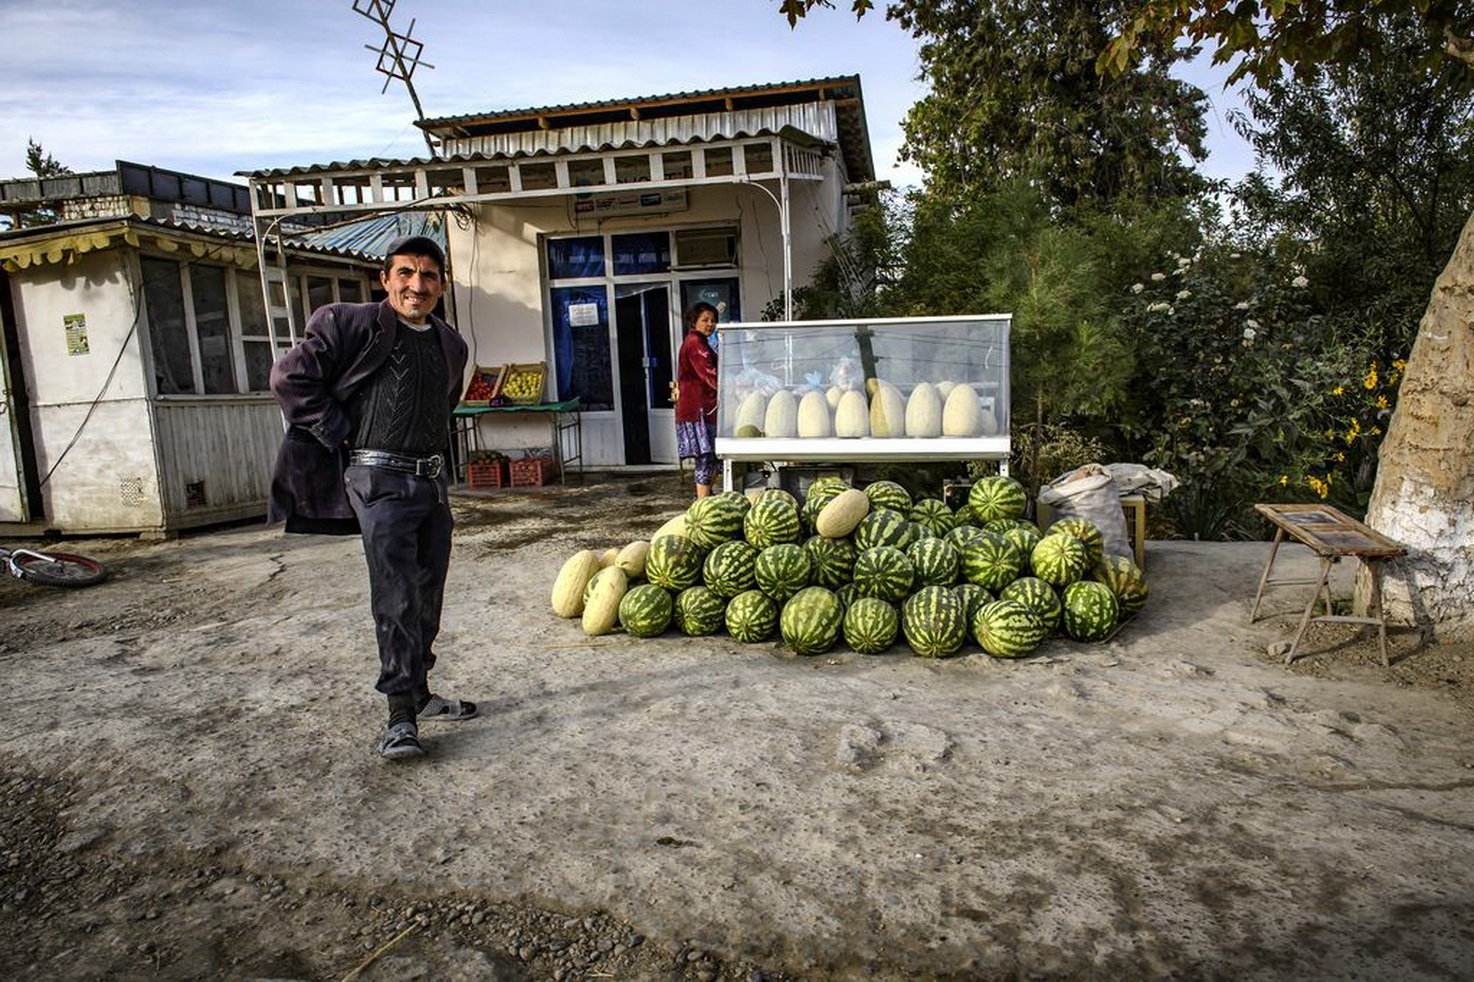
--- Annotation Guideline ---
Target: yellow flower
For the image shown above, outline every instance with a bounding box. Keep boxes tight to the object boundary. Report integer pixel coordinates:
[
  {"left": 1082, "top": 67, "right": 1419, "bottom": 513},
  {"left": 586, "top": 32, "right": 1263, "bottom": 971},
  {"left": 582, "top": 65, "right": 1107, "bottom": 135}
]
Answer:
[
  {"left": 1278, "top": 475, "right": 1289, "bottom": 486},
  {"left": 1344, "top": 419, "right": 1362, "bottom": 444},
  {"left": 1392, "top": 359, "right": 1406, "bottom": 371},
  {"left": 1370, "top": 426, "right": 1382, "bottom": 436},
  {"left": 1363, "top": 364, "right": 1378, "bottom": 390},
  {"left": 1376, "top": 395, "right": 1389, "bottom": 410},
  {"left": 1333, "top": 452, "right": 1346, "bottom": 462},
  {"left": 1332, "top": 385, "right": 1345, "bottom": 396},
  {"left": 1306, "top": 475, "right": 1330, "bottom": 499}
]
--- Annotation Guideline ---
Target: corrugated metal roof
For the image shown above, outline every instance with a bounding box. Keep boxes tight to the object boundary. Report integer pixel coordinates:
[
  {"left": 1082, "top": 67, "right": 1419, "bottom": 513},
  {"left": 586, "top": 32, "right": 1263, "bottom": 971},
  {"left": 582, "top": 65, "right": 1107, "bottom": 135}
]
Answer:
[
  {"left": 286, "top": 211, "right": 445, "bottom": 258},
  {"left": 418, "top": 75, "right": 861, "bottom": 130},
  {"left": 0, "top": 213, "right": 380, "bottom": 263},
  {"left": 240, "top": 75, "right": 874, "bottom": 184}
]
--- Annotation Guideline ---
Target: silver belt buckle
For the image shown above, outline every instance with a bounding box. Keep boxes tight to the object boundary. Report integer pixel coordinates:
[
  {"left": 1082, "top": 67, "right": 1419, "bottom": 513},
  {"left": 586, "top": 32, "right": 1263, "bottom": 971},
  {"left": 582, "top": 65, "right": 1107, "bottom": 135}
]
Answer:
[{"left": 418, "top": 454, "right": 443, "bottom": 479}]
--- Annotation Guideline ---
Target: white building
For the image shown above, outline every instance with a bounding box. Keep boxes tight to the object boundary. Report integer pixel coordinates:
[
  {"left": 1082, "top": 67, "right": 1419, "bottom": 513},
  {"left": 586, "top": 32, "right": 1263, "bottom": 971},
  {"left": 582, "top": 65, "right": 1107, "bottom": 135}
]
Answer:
[
  {"left": 244, "top": 76, "right": 877, "bottom": 468},
  {"left": 0, "top": 162, "right": 386, "bottom": 533}
]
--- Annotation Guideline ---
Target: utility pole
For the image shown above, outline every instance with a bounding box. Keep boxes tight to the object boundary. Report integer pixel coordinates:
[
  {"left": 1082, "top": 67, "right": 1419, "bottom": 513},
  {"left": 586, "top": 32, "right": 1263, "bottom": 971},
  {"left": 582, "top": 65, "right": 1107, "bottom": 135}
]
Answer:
[{"left": 352, "top": 0, "right": 437, "bottom": 157}]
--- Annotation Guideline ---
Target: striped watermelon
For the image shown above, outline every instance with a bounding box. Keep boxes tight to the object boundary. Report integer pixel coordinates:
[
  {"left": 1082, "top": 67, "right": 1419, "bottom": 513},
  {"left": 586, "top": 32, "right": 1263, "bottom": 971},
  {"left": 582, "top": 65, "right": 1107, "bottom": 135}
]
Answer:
[
  {"left": 725, "top": 589, "right": 778, "bottom": 642},
  {"left": 780, "top": 586, "right": 843, "bottom": 655},
  {"left": 1051, "top": 518, "right": 1105, "bottom": 565},
  {"left": 618, "top": 584, "right": 673, "bottom": 637},
  {"left": 1062, "top": 580, "right": 1119, "bottom": 641},
  {"left": 760, "top": 488, "right": 799, "bottom": 511},
  {"left": 953, "top": 583, "right": 993, "bottom": 626},
  {"left": 645, "top": 535, "right": 704, "bottom": 591},
  {"left": 864, "top": 480, "right": 912, "bottom": 513},
  {"left": 852, "top": 546, "right": 915, "bottom": 603},
  {"left": 968, "top": 476, "right": 1028, "bottom": 523},
  {"left": 908, "top": 499, "right": 957, "bottom": 537},
  {"left": 1031, "top": 533, "right": 1090, "bottom": 588},
  {"left": 674, "top": 586, "right": 727, "bottom": 636},
  {"left": 1002, "top": 524, "right": 1044, "bottom": 568},
  {"left": 702, "top": 541, "right": 759, "bottom": 598},
  {"left": 946, "top": 525, "right": 988, "bottom": 551},
  {"left": 808, "top": 476, "right": 851, "bottom": 497},
  {"left": 744, "top": 497, "right": 802, "bottom": 548},
  {"left": 804, "top": 534, "right": 857, "bottom": 589},
  {"left": 952, "top": 502, "right": 982, "bottom": 528},
  {"left": 716, "top": 490, "right": 752, "bottom": 517},
  {"left": 959, "top": 534, "right": 1023, "bottom": 592},
  {"left": 901, "top": 586, "right": 967, "bottom": 658},
  {"left": 1093, "top": 555, "right": 1149, "bottom": 616},
  {"left": 999, "top": 577, "right": 1063, "bottom": 632},
  {"left": 754, "top": 544, "right": 813, "bottom": 602},
  {"left": 843, "top": 597, "right": 899, "bottom": 654},
  {"left": 854, "top": 508, "right": 914, "bottom": 551},
  {"left": 685, "top": 495, "right": 745, "bottom": 549},
  {"left": 908, "top": 538, "right": 960, "bottom": 587},
  {"left": 835, "top": 582, "right": 859, "bottom": 611},
  {"left": 973, "top": 599, "right": 1049, "bottom": 657}
]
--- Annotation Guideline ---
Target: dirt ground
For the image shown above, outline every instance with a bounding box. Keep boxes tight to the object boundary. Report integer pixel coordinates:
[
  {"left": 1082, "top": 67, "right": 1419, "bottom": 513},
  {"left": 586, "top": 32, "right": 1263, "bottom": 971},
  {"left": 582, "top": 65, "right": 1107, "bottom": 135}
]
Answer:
[{"left": 2, "top": 473, "right": 1472, "bottom": 981}]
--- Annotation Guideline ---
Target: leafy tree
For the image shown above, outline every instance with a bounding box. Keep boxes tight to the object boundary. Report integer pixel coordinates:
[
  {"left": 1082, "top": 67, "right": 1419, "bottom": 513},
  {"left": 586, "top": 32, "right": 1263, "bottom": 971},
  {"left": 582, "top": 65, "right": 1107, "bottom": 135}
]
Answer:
[
  {"left": 888, "top": 0, "right": 1209, "bottom": 207},
  {"left": 1101, "top": 3, "right": 1474, "bottom": 636},
  {"left": 1228, "top": 13, "right": 1474, "bottom": 360},
  {"left": 25, "top": 139, "right": 70, "bottom": 180},
  {"left": 14, "top": 139, "right": 72, "bottom": 228}
]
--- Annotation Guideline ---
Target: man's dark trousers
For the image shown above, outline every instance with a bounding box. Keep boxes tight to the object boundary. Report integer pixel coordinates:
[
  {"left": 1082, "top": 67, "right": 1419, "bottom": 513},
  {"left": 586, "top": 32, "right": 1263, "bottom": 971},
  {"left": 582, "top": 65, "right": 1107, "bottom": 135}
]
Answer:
[{"left": 344, "top": 464, "right": 453, "bottom": 697}]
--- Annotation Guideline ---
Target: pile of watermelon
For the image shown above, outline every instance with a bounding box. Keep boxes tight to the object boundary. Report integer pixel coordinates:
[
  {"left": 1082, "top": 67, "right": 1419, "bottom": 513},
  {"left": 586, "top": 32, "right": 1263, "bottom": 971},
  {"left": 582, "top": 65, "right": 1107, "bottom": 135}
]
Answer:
[{"left": 549, "top": 475, "right": 1149, "bottom": 659}]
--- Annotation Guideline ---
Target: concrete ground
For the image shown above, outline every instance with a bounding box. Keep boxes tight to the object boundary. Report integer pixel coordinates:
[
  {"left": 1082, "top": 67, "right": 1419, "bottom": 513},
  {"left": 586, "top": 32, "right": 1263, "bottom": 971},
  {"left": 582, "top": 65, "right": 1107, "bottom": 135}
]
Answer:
[{"left": 1, "top": 473, "right": 1471, "bottom": 981}]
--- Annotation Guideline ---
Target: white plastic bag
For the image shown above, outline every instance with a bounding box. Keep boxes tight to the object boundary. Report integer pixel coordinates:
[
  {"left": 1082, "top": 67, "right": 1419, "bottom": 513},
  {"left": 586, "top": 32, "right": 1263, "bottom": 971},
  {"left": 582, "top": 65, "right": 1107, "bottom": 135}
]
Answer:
[{"left": 1039, "top": 463, "right": 1133, "bottom": 561}]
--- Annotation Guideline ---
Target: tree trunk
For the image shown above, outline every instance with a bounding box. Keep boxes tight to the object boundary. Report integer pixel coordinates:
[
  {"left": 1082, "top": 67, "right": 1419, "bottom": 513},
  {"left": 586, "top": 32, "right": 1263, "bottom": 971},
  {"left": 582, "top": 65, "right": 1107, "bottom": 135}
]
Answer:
[{"left": 1357, "top": 207, "right": 1474, "bottom": 639}]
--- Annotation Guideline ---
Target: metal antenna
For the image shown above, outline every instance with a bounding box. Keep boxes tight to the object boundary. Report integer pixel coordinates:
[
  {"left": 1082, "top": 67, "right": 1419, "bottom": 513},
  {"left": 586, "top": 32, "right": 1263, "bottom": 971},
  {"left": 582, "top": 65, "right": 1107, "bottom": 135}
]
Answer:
[{"left": 352, "top": 0, "right": 437, "bottom": 157}]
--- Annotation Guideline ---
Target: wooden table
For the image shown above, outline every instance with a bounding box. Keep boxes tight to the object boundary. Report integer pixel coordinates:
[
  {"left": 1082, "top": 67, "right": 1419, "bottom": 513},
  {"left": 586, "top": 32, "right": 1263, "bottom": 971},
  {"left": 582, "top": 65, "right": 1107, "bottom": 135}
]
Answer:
[{"left": 1249, "top": 503, "right": 1406, "bottom": 666}]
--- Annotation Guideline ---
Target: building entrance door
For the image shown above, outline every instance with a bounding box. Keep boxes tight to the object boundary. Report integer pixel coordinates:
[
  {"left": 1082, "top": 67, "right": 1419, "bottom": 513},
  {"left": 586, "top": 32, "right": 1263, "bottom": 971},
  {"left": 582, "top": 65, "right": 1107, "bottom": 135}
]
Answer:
[{"left": 614, "top": 283, "right": 674, "bottom": 465}]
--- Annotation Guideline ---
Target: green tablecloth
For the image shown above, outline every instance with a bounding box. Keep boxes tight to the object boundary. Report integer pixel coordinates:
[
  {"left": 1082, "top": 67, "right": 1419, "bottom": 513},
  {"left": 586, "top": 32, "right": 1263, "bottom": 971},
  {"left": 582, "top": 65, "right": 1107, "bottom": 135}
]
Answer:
[{"left": 454, "top": 398, "right": 580, "bottom": 416}]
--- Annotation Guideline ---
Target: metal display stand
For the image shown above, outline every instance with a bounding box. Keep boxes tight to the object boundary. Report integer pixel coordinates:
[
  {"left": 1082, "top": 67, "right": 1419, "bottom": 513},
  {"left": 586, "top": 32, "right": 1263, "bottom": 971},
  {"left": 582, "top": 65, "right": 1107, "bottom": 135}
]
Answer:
[
  {"left": 712, "top": 315, "right": 1012, "bottom": 491},
  {"left": 452, "top": 398, "right": 583, "bottom": 485}
]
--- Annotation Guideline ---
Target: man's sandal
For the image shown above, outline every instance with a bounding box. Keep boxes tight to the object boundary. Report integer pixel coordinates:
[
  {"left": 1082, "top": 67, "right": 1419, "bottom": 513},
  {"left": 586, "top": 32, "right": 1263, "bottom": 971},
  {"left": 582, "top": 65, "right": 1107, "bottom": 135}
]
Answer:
[
  {"left": 418, "top": 695, "right": 478, "bottom": 722},
  {"left": 376, "top": 721, "right": 425, "bottom": 759}
]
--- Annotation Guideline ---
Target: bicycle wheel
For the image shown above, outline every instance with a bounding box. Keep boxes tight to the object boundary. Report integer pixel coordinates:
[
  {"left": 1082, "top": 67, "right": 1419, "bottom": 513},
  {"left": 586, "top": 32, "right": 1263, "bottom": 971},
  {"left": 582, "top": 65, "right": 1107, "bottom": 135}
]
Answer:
[{"left": 10, "top": 550, "right": 108, "bottom": 588}]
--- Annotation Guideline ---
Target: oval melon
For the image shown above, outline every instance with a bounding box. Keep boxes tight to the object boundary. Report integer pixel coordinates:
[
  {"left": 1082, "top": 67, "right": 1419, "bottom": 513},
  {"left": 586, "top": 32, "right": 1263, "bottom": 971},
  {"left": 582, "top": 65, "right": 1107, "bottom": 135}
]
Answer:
[
  {"left": 581, "top": 566, "right": 629, "bottom": 635},
  {"left": 652, "top": 513, "right": 687, "bottom": 541},
  {"left": 833, "top": 390, "right": 869, "bottom": 438},
  {"left": 942, "top": 384, "right": 983, "bottom": 437},
  {"left": 797, "top": 391, "right": 832, "bottom": 438},
  {"left": 905, "top": 382, "right": 943, "bottom": 437},
  {"left": 551, "top": 549, "right": 603, "bottom": 618},
  {"left": 615, "top": 541, "right": 650, "bottom": 579},
  {"left": 979, "top": 403, "right": 1000, "bottom": 436},
  {"left": 936, "top": 380, "right": 957, "bottom": 400},
  {"left": 826, "top": 386, "right": 844, "bottom": 409},
  {"left": 869, "top": 382, "right": 906, "bottom": 438},
  {"left": 764, "top": 390, "right": 799, "bottom": 438},
  {"left": 815, "top": 488, "right": 870, "bottom": 538},
  {"left": 599, "top": 547, "right": 620, "bottom": 567},
  {"left": 735, "top": 391, "right": 766, "bottom": 438}
]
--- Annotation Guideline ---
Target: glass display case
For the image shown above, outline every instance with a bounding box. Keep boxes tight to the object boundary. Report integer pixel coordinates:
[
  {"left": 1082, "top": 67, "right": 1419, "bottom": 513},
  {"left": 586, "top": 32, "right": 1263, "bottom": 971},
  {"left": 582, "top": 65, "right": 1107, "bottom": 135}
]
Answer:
[{"left": 713, "top": 315, "right": 1010, "bottom": 463}]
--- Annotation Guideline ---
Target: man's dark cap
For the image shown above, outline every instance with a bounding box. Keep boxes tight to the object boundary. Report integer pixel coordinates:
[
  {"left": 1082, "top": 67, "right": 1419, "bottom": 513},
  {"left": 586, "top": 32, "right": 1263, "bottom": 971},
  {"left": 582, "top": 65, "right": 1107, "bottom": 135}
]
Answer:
[{"left": 382, "top": 235, "right": 445, "bottom": 273}]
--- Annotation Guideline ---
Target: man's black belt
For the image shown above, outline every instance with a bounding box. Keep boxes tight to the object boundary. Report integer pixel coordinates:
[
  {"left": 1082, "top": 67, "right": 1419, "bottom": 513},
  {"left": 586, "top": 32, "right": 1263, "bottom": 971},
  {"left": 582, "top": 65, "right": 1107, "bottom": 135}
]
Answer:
[{"left": 348, "top": 449, "right": 445, "bottom": 479}]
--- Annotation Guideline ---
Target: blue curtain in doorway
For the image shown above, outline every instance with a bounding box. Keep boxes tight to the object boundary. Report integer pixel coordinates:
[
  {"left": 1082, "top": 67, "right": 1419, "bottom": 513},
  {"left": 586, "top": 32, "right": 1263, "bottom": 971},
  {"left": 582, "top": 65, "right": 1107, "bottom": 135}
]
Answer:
[{"left": 550, "top": 285, "right": 612, "bottom": 411}]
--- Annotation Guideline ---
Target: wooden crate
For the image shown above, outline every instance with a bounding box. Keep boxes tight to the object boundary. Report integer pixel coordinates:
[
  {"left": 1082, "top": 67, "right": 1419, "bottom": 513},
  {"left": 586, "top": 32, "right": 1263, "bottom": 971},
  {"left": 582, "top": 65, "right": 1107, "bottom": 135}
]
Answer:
[
  {"left": 1038, "top": 495, "right": 1147, "bottom": 569},
  {"left": 510, "top": 455, "right": 559, "bottom": 487},
  {"left": 501, "top": 362, "right": 547, "bottom": 405}
]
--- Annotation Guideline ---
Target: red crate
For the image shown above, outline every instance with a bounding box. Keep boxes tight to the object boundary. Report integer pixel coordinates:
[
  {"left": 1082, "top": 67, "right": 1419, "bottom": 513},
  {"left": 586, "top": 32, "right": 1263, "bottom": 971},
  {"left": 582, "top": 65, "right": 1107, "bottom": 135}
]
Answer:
[
  {"left": 466, "top": 460, "right": 507, "bottom": 489},
  {"left": 510, "top": 455, "right": 560, "bottom": 487}
]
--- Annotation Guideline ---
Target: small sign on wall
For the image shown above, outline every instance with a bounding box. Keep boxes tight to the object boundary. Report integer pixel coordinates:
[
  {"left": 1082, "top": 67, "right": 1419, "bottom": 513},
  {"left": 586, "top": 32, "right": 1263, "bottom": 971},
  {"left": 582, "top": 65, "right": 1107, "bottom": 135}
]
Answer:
[
  {"left": 568, "top": 302, "right": 600, "bottom": 328},
  {"left": 64, "top": 314, "right": 89, "bottom": 355}
]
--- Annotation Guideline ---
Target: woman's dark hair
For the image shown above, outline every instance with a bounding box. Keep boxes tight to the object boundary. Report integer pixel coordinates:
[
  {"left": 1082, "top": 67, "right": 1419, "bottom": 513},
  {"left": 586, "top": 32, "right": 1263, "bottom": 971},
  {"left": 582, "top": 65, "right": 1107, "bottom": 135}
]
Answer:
[{"left": 684, "top": 301, "right": 720, "bottom": 331}]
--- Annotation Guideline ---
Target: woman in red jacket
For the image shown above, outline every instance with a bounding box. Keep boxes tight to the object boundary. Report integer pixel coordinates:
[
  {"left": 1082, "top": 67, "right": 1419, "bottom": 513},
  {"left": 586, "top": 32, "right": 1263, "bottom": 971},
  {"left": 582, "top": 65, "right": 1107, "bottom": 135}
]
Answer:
[{"left": 675, "top": 302, "right": 721, "bottom": 498}]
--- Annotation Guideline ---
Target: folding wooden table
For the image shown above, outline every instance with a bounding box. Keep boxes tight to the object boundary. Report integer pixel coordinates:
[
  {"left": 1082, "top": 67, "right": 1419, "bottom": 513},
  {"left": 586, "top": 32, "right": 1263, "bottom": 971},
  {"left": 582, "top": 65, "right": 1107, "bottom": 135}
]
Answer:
[{"left": 1249, "top": 503, "right": 1405, "bottom": 666}]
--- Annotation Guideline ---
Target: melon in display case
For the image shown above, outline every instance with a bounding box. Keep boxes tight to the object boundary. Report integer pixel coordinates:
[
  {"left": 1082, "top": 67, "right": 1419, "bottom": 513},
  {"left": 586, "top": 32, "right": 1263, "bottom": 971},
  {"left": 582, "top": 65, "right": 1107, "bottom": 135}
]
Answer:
[{"left": 714, "top": 315, "right": 1011, "bottom": 464}]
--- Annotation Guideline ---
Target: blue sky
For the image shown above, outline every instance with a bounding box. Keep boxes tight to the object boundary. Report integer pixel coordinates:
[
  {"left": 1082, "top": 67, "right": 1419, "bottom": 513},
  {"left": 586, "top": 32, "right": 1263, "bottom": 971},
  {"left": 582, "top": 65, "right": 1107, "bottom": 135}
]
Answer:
[{"left": 3, "top": 0, "right": 1257, "bottom": 190}]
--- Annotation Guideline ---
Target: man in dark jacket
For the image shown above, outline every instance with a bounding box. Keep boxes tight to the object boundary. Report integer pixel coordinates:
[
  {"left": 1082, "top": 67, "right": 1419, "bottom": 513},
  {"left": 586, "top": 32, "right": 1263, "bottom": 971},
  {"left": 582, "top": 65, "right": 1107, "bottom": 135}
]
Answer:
[{"left": 269, "top": 235, "right": 475, "bottom": 760}]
